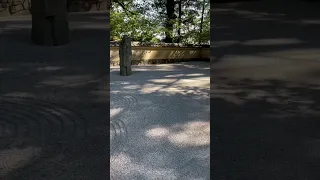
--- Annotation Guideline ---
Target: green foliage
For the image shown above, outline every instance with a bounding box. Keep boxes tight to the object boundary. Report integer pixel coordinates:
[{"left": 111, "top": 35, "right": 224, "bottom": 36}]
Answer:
[
  {"left": 111, "top": 0, "right": 162, "bottom": 42},
  {"left": 111, "top": 0, "right": 210, "bottom": 45}
]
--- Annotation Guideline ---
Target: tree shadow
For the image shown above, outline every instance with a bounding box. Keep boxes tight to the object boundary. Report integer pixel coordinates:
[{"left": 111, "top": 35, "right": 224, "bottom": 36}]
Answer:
[
  {"left": 211, "top": 0, "right": 320, "bottom": 179},
  {"left": 110, "top": 62, "right": 210, "bottom": 179},
  {"left": 211, "top": 77, "right": 320, "bottom": 179},
  {"left": 211, "top": 0, "right": 320, "bottom": 63},
  {"left": 0, "top": 11, "right": 110, "bottom": 180}
]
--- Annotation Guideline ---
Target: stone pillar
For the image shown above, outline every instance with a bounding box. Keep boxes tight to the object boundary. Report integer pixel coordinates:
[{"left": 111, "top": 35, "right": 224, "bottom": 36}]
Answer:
[
  {"left": 119, "top": 35, "right": 132, "bottom": 76},
  {"left": 31, "top": 0, "right": 69, "bottom": 46}
]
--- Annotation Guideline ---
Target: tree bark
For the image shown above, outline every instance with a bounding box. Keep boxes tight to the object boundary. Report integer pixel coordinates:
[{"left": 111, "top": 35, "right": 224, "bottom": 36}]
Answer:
[
  {"left": 178, "top": 0, "right": 182, "bottom": 43},
  {"left": 199, "top": 0, "right": 206, "bottom": 45},
  {"left": 164, "top": 0, "right": 175, "bottom": 43}
]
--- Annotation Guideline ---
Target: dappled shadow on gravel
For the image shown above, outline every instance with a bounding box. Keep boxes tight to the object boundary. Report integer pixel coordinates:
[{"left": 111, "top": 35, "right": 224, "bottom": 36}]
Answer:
[
  {"left": 211, "top": 0, "right": 320, "bottom": 179},
  {"left": 211, "top": 0, "right": 320, "bottom": 63},
  {"left": 211, "top": 77, "right": 320, "bottom": 179},
  {"left": 110, "top": 62, "right": 210, "bottom": 179},
  {"left": 0, "top": 12, "right": 110, "bottom": 180}
]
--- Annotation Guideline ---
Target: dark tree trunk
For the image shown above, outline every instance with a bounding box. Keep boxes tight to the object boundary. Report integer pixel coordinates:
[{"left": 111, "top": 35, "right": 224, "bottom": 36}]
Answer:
[
  {"left": 164, "top": 0, "right": 175, "bottom": 43},
  {"left": 199, "top": 0, "right": 206, "bottom": 45},
  {"left": 178, "top": 0, "right": 182, "bottom": 43}
]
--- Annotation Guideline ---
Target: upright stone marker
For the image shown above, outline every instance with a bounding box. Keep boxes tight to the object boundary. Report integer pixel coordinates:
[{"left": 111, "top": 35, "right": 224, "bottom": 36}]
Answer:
[
  {"left": 31, "top": 0, "right": 69, "bottom": 46},
  {"left": 119, "top": 35, "right": 132, "bottom": 76}
]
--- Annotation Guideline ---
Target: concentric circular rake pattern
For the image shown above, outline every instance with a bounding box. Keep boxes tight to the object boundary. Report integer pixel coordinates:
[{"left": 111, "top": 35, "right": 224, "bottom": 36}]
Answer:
[
  {"left": 0, "top": 96, "right": 87, "bottom": 149},
  {"left": 110, "top": 120, "right": 128, "bottom": 152},
  {"left": 110, "top": 95, "right": 137, "bottom": 108}
]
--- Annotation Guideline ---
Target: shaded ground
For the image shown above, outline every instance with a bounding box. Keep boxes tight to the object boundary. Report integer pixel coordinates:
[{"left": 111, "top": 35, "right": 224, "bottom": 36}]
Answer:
[
  {"left": 211, "top": 0, "right": 320, "bottom": 179},
  {"left": 110, "top": 62, "right": 210, "bottom": 180},
  {"left": 0, "top": 11, "right": 109, "bottom": 179}
]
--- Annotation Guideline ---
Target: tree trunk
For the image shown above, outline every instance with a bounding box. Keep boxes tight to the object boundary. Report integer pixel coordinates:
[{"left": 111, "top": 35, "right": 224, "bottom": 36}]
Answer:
[
  {"left": 199, "top": 0, "right": 206, "bottom": 45},
  {"left": 178, "top": 0, "right": 182, "bottom": 43},
  {"left": 164, "top": 0, "right": 175, "bottom": 43}
]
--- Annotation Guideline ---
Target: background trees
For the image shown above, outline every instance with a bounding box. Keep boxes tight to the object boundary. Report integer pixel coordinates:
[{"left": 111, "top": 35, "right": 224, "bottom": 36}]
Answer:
[{"left": 110, "top": 0, "right": 209, "bottom": 44}]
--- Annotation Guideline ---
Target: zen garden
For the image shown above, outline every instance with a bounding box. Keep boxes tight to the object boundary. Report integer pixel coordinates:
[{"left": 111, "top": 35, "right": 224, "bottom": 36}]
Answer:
[
  {"left": 0, "top": 0, "right": 210, "bottom": 179},
  {"left": 110, "top": 0, "right": 210, "bottom": 179}
]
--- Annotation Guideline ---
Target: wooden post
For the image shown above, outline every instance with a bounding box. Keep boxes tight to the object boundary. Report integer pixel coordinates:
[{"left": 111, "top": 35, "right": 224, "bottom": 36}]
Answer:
[
  {"left": 119, "top": 35, "right": 132, "bottom": 76},
  {"left": 31, "top": 0, "right": 69, "bottom": 46}
]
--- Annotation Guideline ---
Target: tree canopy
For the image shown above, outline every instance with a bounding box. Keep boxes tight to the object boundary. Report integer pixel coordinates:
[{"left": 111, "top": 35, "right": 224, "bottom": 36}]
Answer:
[{"left": 111, "top": 0, "right": 209, "bottom": 45}]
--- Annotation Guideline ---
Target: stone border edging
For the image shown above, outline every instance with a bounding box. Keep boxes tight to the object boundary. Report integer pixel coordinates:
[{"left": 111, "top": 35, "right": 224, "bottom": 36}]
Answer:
[
  {"left": 110, "top": 41, "right": 210, "bottom": 48},
  {"left": 110, "top": 58, "right": 210, "bottom": 66}
]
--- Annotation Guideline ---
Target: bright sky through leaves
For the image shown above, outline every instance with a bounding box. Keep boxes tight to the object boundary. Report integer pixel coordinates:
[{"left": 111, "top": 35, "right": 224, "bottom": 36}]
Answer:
[{"left": 111, "top": 0, "right": 209, "bottom": 44}]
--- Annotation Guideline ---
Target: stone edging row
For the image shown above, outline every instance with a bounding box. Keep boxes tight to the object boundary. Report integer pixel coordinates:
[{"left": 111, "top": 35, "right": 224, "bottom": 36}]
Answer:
[
  {"left": 110, "top": 41, "right": 210, "bottom": 48},
  {"left": 110, "top": 58, "right": 210, "bottom": 66}
]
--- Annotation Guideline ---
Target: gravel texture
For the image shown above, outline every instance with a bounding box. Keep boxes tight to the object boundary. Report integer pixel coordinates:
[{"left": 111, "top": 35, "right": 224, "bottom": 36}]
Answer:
[
  {"left": 110, "top": 62, "right": 210, "bottom": 180},
  {"left": 0, "top": 11, "right": 110, "bottom": 180},
  {"left": 211, "top": 0, "right": 320, "bottom": 179}
]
